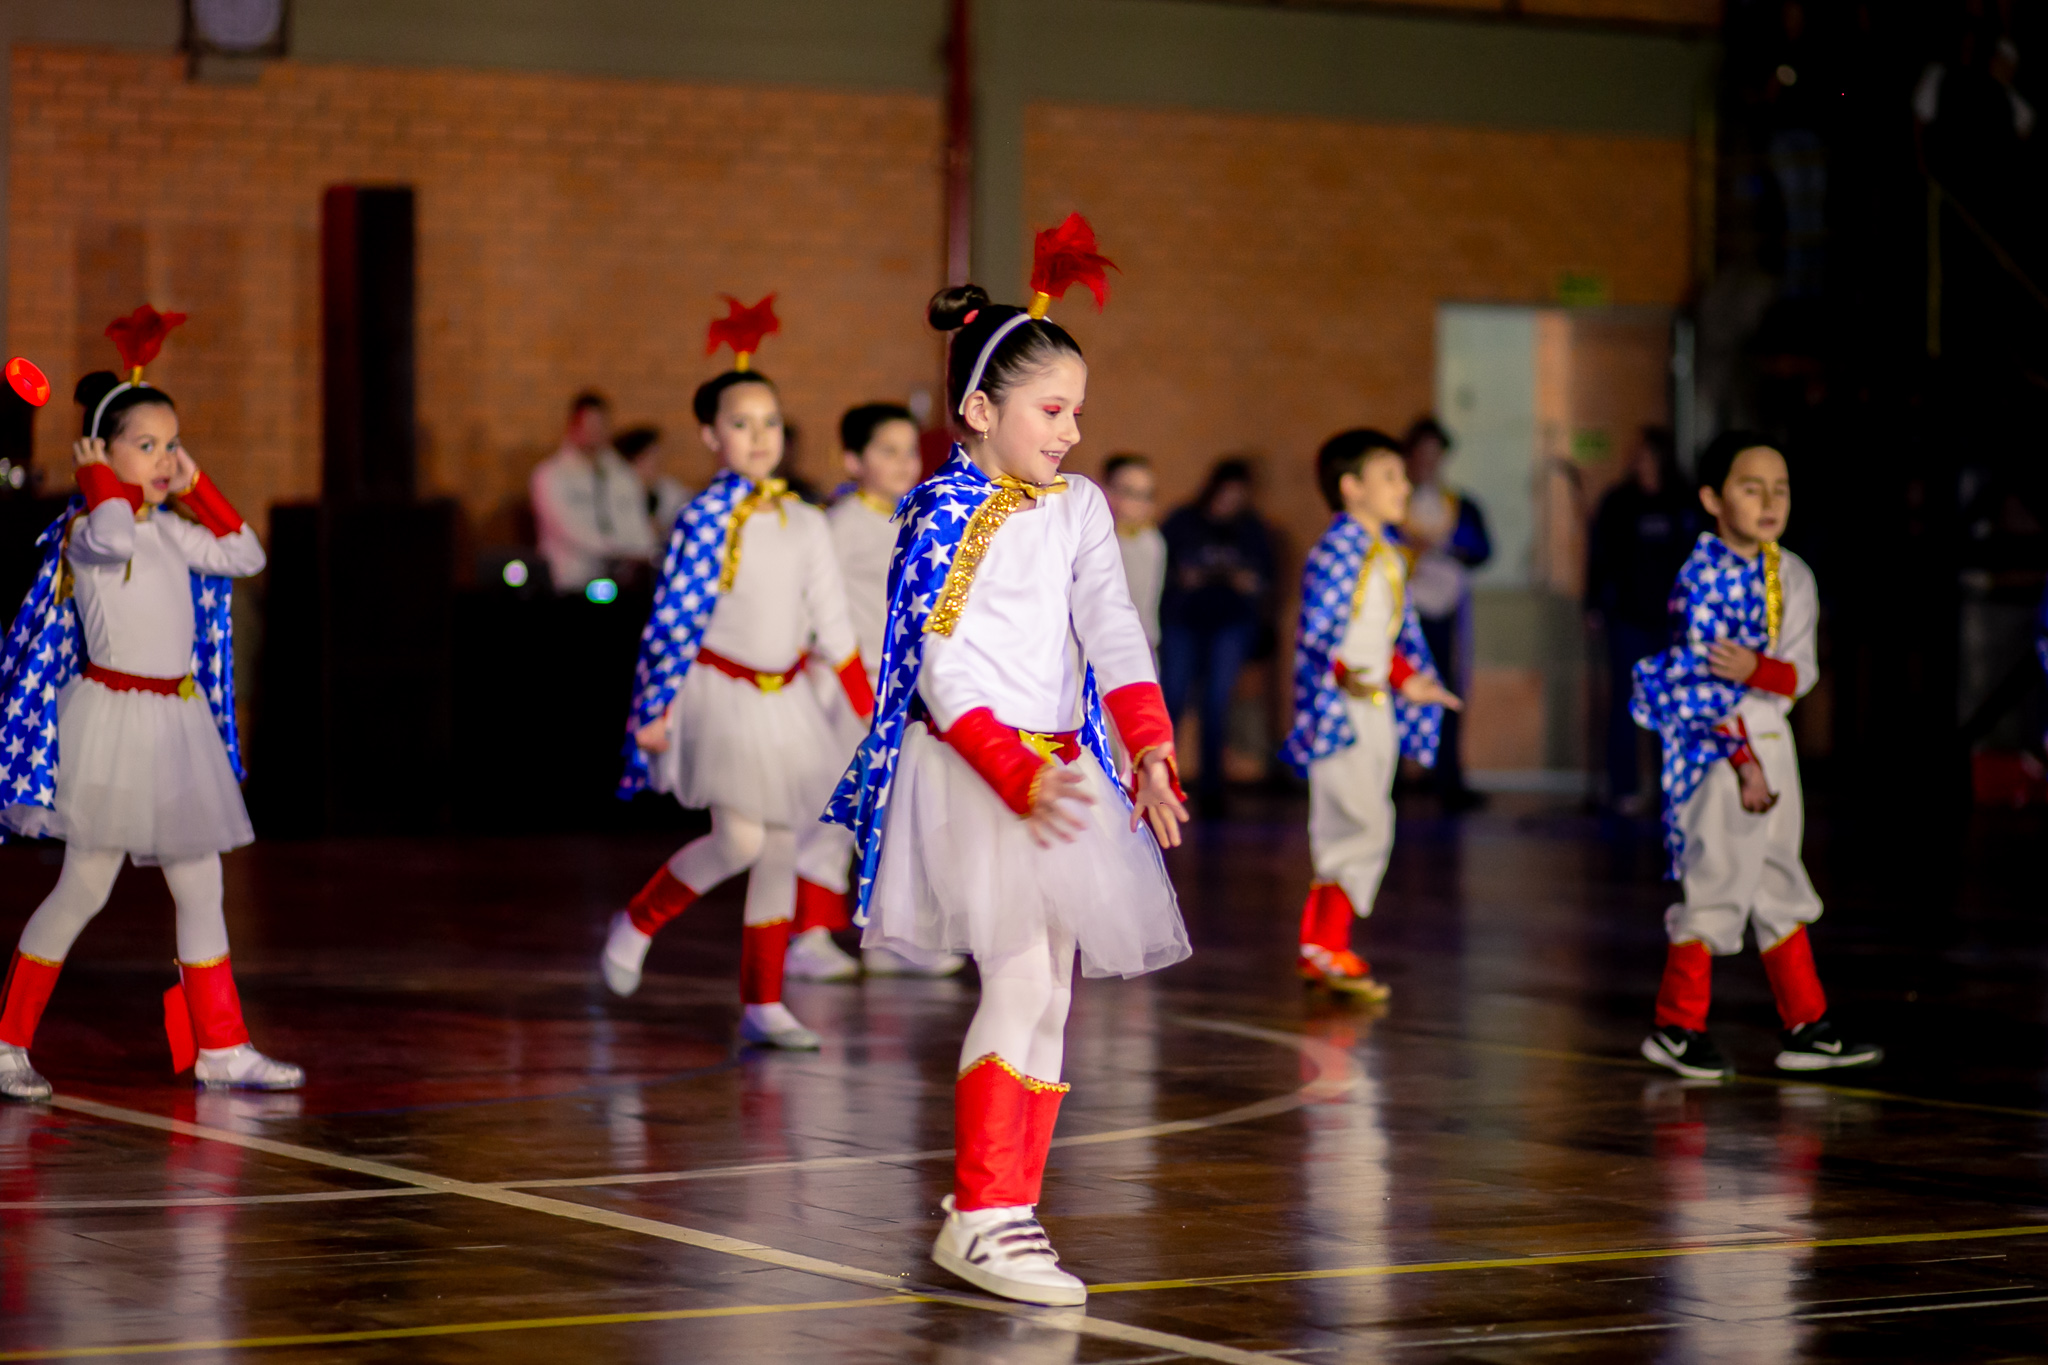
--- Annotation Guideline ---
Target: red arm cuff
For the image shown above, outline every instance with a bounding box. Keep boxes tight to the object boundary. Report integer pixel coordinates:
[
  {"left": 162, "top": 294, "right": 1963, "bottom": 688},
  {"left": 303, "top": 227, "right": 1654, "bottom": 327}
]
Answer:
[
  {"left": 1388, "top": 653, "right": 1418, "bottom": 689},
  {"left": 942, "top": 708, "right": 1047, "bottom": 817},
  {"left": 836, "top": 654, "right": 874, "bottom": 721},
  {"left": 1103, "top": 681, "right": 1184, "bottom": 801},
  {"left": 176, "top": 471, "right": 245, "bottom": 536},
  {"left": 1717, "top": 716, "right": 1755, "bottom": 770},
  {"left": 77, "top": 462, "right": 142, "bottom": 513},
  {"left": 1745, "top": 654, "right": 1798, "bottom": 698}
]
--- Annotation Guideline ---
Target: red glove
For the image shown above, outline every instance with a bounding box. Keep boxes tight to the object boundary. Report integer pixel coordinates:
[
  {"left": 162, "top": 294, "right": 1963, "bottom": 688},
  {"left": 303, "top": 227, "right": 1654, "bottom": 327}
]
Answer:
[
  {"left": 77, "top": 462, "right": 142, "bottom": 513},
  {"left": 1103, "top": 681, "right": 1184, "bottom": 801},
  {"left": 943, "top": 708, "right": 1047, "bottom": 816},
  {"left": 836, "top": 654, "right": 875, "bottom": 721},
  {"left": 176, "top": 471, "right": 245, "bottom": 536},
  {"left": 1744, "top": 654, "right": 1798, "bottom": 698}
]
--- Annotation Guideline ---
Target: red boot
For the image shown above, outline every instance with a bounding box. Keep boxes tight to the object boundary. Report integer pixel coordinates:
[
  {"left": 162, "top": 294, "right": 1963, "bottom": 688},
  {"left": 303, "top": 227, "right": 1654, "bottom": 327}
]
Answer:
[
  {"left": 0, "top": 950, "right": 62, "bottom": 1049},
  {"left": 626, "top": 865, "right": 699, "bottom": 936},
  {"left": 1298, "top": 883, "right": 1388, "bottom": 1000}
]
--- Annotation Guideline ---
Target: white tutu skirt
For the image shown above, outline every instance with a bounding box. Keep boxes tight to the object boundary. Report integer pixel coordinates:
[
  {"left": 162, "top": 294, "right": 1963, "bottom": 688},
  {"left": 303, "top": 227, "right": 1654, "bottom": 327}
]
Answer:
[
  {"left": 866, "top": 722, "right": 1190, "bottom": 980},
  {"left": 655, "top": 663, "right": 845, "bottom": 827},
  {"left": 2, "top": 677, "right": 253, "bottom": 863}
]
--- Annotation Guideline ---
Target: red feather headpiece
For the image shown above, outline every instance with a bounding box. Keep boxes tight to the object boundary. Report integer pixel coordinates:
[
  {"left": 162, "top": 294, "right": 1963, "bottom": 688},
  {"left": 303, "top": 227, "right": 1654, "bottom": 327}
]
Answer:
[
  {"left": 705, "top": 294, "right": 780, "bottom": 372},
  {"left": 1026, "top": 213, "right": 1116, "bottom": 319},
  {"left": 105, "top": 304, "right": 187, "bottom": 382}
]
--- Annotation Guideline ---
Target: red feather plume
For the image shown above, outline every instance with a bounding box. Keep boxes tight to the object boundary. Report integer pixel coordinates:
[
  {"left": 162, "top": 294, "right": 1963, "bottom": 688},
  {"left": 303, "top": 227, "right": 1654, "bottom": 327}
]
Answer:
[
  {"left": 705, "top": 294, "right": 781, "bottom": 365},
  {"left": 1029, "top": 214, "right": 1116, "bottom": 311},
  {"left": 104, "top": 305, "right": 187, "bottom": 372}
]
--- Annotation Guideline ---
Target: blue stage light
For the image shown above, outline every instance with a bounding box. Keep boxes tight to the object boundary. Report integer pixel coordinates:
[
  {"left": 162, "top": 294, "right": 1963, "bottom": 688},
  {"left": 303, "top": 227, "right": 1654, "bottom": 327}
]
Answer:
[{"left": 585, "top": 577, "right": 619, "bottom": 604}]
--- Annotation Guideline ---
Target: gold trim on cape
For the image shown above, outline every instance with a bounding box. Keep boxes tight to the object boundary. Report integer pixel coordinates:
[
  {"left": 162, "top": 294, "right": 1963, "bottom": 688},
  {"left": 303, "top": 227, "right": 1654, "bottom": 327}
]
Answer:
[{"left": 924, "top": 474, "right": 1066, "bottom": 637}]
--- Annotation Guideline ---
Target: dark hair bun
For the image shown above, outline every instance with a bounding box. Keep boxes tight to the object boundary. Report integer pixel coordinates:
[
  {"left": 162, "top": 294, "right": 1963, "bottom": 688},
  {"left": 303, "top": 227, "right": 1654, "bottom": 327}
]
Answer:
[
  {"left": 74, "top": 370, "right": 120, "bottom": 411},
  {"left": 928, "top": 284, "right": 992, "bottom": 333}
]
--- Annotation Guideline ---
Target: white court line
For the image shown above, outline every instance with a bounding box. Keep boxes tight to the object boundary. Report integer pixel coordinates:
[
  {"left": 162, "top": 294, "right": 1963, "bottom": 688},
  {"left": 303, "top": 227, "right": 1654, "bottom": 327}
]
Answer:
[{"left": 37, "top": 1013, "right": 1353, "bottom": 1364}]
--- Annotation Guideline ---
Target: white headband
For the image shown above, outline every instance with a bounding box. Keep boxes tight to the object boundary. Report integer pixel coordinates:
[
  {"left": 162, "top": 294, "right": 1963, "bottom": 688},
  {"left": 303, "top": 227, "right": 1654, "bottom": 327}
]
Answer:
[
  {"left": 956, "top": 312, "right": 1035, "bottom": 416},
  {"left": 90, "top": 379, "right": 145, "bottom": 440}
]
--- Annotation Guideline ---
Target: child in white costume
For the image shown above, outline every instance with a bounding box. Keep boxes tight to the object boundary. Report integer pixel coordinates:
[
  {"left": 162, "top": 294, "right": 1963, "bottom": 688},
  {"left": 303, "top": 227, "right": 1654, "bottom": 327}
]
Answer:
[
  {"left": 1281, "top": 430, "right": 1461, "bottom": 1002},
  {"left": 786, "top": 403, "right": 962, "bottom": 981},
  {"left": 1632, "top": 431, "right": 1881, "bottom": 1079},
  {"left": 603, "top": 297, "right": 874, "bottom": 1051},
  {"left": 829, "top": 216, "right": 1189, "bottom": 1308},
  {"left": 0, "top": 320, "right": 302, "bottom": 1100}
]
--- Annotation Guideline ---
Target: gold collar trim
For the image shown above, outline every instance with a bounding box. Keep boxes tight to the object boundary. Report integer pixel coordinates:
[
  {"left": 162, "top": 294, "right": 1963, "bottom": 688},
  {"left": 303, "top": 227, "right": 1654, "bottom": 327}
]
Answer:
[
  {"left": 718, "top": 478, "right": 790, "bottom": 592},
  {"left": 1347, "top": 530, "right": 1407, "bottom": 641},
  {"left": 924, "top": 476, "right": 1067, "bottom": 637},
  {"left": 1761, "top": 540, "right": 1782, "bottom": 648}
]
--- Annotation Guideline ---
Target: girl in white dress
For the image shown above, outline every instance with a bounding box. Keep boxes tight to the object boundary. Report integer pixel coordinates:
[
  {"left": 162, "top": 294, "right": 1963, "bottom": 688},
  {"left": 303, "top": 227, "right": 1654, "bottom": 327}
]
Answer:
[
  {"left": 0, "top": 345, "right": 301, "bottom": 1100},
  {"left": 828, "top": 217, "right": 1190, "bottom": 1306}
]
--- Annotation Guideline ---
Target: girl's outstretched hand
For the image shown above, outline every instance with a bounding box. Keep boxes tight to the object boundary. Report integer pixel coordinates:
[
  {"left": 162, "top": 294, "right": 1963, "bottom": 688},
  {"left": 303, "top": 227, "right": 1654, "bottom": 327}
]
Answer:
[
  {"left": 1399, "top": 673, "right": 1463, "bottom": 712},
  {"left": 1131, "top": 748, "right": 1187, "bottom": 849},
  {"left": 1025, "top": 762, "right": 1094, "bottom": 849}
]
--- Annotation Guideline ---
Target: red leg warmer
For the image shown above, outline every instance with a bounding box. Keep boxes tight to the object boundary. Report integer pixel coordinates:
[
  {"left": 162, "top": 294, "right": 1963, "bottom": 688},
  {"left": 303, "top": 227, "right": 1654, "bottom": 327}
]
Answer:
[
  {"left": 1654, "top": 940, "right": 1713, "bottom": 1032},
  {"left": 626, "top": 865, "right": 699, "bottom": 936},
  {"left": 1300, "top": 882, "right": 1358, "bottom": 952},
  {"left": 1760, "top": 925, "right": 1827, "bottom": 1029},
  {"left": 179, "top": 957, "right": 251, "bottom": 1052},
  {"left": 955, "top": 1053, "right": 1070, "bottom": 1210},
  {"left": 792, "top": 877, "right": 851, "bottom": 934},
  {"left": 0, "top": 950, "right": 62, "bottom": 1048},
  {"left": 739, "top": 919, "right": 792, "bottom": 1005}
]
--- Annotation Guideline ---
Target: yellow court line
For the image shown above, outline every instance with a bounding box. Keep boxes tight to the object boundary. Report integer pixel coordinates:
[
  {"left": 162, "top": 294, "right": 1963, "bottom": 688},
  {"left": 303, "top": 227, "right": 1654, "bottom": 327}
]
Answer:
[
  {"left": 0, "top": 1298, "right": 918, "bottom": 1362},
  {"left": 1089, "top": 1222, "right": 2048, "bottom": 1295}
]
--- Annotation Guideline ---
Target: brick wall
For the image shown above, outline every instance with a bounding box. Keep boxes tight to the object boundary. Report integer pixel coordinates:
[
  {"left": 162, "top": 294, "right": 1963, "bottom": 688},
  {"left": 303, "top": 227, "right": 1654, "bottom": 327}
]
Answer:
[
  {"left": 1025, "top": 102, "right": 1692, "bottom": 562},
  {"left": 10, "top": 47, "right": 943, "bottom": 541}
]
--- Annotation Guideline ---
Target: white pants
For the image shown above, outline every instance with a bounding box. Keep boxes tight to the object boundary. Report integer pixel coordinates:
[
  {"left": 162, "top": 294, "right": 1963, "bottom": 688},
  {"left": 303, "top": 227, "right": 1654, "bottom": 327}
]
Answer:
[
  {"left": 1307, "top": 697, "right": 1397, "bottom": 917},
  {"left": 1667, "top": 726, "right": 1822, "bottom": 955},
  {"left": 17, "top": 847, "right": 231, "bottom": 964},
  {"left": 959, "top": 923, "right": 1077, "bottom": 1082},
  {"left": 666, "top": 808, "right": 797, "bottom": 927}
]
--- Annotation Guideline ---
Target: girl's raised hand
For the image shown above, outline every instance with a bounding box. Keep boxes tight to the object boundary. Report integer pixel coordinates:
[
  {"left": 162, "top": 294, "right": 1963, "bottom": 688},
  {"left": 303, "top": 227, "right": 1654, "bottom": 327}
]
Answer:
[
  {"left": 72, "top": 437, "right": 108, "bottom": 468},
  {"left": 1025, "top": 762, "right": 1094, "bottom": 849},
  {"left": 171, "top": 445, "right": 200, "bottom": 496},
  {"left": 1130, "top": 748, "right": 1188, "bottom": 848},
  {"left": 1399, "top": 672, "right": 1464, "bottom": 712}
]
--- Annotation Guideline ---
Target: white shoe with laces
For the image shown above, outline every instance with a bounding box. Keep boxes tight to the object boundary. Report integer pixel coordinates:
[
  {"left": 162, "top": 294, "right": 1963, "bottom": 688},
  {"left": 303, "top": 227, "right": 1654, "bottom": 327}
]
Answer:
[
  {"left": 784, "top": 926, "right": 860, "bottom": 982},
  {"left": 193, "top": 1043, "right": 304, "bottom": 1091},
  {"left": 0, "top": 1044, "right": 52, "bottom": 1102},
  {"left": 931, "top": 1194, "right": 1087, "bottom": 1307},
  {"left": 602, "top": 911, "right": 652, "bottom": 998},
  {"left": 738, "top": 1003, "right": 821, "bottom": 1051}
]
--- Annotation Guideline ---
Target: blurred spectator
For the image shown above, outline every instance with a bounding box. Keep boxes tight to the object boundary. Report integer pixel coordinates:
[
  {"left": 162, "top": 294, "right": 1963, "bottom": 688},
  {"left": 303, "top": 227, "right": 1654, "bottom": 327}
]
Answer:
[
  {"left": 1585, "top": 426, "right": 1698, "bottom": 815},
  {"left": 616, "top": 424, "right": 690, "bottom": 543},
  {"left": 1103, "top": 453, "right": 1164, "bottom": 658},
  {"left": 1401, "top": 417, "right": 1491, "bottom": 812},
  {"left": 530, "top": 391, "right": 657, "bottom": 594},
  {"left": 1161, "top": 458, "right": 1275, "bottom": 813}
]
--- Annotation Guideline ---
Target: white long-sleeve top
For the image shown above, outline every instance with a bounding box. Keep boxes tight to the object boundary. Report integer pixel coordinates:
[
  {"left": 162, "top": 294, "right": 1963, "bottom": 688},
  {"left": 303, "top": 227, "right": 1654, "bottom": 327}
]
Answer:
[
  {"left": 698, "top": 495, "right": 860, "bottom": 675},
  {"left": 918, "top": 474, "right": 1158, "bottom": 734},
  {"left": 827, "top": 492, "right": 898, "bottom": 683},
  {"left": 68, "top": 502, "right": 265, "bottom": 677},
  {"left": 530, "top": 444, "right": 657, "bottom": 592},
  {"left": 1334, "top": 541, "right": 1402, "bottom": 688},
  {"left": 1116, "top": 524, "right": 1165, "bottom": 650},
  {"left": 1731, "top": 547, "right": 1818, "bottom": 730}
]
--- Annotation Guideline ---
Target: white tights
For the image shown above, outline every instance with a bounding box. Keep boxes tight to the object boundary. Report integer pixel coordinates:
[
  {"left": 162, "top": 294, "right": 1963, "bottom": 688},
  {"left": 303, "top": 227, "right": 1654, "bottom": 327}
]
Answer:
[
  {"left": 958, "top": 925, "right": 1077, "bottom": 1082},
  {"left": 665, "top": 808, "right": 797, "bottom": 926},
  {"left": 16, "top": 847, "right": 231, "bottom": 965}
]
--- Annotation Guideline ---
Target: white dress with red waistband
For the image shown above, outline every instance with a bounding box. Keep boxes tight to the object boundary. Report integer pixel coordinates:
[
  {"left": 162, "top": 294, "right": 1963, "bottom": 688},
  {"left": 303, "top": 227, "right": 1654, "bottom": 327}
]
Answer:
[
  {"left": 653, "top": 492, "right": 862, "bottom": 826},
  {"left": 865, "top": 475, "right": 1187, "bottom": 979},
  {"left": 16, "top": 495, "right": 263, "bottom": 861}
]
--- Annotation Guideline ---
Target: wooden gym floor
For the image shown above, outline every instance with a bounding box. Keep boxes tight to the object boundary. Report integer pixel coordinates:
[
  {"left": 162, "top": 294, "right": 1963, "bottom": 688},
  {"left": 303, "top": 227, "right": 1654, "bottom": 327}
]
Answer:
[{"left": 0, "top": 794, "right": 2044, "bottom": 1362}]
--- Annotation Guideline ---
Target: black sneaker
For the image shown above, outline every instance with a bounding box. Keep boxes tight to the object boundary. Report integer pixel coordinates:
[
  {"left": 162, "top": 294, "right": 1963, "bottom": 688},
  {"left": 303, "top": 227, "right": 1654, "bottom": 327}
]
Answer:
[
  {"left": 1774, "top": 1018, "right": 1882, "bottom": 1071},
  {"left": 1640, "top": 1025, "right": 1735, "bottom": 1079}
]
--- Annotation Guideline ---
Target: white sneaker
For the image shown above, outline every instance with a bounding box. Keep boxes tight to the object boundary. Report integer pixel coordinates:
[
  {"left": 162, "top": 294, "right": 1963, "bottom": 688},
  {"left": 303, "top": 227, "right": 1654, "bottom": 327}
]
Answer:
[
  {"left": 194, "top": 1043, "right": 305, "bottom": 1091},
  {"left": 602, "top": 911, "right": 652, "bottom": 997},
  {"left": 737, "top": 1003, "right": 821, "bottom": 1051},
  {"left": 785, "top": 926, "right": 860, "bottom": 982},
  {"left": 931, "top": 1194, "right": 1086, "bottom": 1307},
  {"left": 863, "top": 946, "right": 966, "bottom": 978},
  {"left": 0, "top": 1044, "right": 52, "bottom": 1102}
]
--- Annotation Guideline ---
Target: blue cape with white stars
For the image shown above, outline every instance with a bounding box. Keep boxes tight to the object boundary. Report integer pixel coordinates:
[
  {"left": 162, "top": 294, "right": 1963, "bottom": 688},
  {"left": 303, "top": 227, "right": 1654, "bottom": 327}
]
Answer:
[
  {"left": 1280, "top": 513, "right": 1443, "bottom": 780},
  {"left": 1630, "top": 532, "right": 1776, "bottom": 878},
  {"left": 823, "top": 446, "right": 1120, "bottom": 926},
  {"left": 0, "top": 499, "right": 241, "bottom": 834},
  {"left": 617, "top": 469, "right": 756, "bottom": 797}
]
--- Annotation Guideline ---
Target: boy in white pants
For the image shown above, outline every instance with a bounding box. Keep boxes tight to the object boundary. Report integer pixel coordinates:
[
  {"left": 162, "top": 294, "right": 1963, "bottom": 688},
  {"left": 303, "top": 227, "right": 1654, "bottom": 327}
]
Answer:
[
  {"left": 1280, "top": 430, "right": 1461, "bottom": 1001},
  {"left": 1632, "top": 431, "right": 1881, "bottom": 1078}
]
